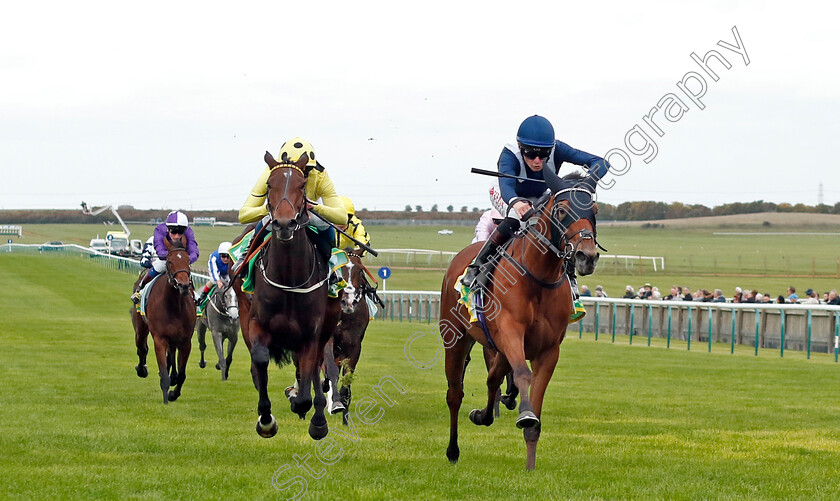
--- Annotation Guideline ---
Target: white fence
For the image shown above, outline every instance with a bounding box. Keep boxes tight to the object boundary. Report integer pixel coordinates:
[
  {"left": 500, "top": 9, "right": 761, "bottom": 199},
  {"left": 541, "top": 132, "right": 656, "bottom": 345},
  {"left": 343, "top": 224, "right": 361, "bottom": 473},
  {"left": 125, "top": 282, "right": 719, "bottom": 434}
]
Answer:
[
  {"left": 0, "top": 243, "right": 211, "bottom": 288},
  {"left": 0, "top": 225, "right": 22, "bottom": 237}
]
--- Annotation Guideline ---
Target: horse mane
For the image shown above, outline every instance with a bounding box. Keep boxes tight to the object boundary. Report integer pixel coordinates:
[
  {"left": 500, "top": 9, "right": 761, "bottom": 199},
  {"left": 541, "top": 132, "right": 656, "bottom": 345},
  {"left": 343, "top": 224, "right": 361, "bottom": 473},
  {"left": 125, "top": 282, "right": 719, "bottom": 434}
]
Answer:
[
  {"left": 561, "top": 171, "right": 585, "bottom": 182},
  {"left": 170, "top": 239, "right": 187, "bottom": 251}
]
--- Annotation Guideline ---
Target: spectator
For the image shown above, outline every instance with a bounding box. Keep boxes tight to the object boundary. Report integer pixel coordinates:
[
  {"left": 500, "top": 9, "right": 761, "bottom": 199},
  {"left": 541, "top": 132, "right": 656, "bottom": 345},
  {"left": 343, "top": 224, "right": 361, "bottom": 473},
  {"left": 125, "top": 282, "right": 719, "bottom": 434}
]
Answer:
[
  {"left": 701, "top": 289, "right": 714, "bottom": 302},
  {"left": 733, "top": 286, "right": 743, "bottom": 303},
  {"left": 664, "top": 286, "right": 678, "bottom": 300},
  {"left": 828, "top": 290, "right": 840, "bottom": 306},
  {"left": 787, "top": 286, "right": 799, "bottom": 303},
  {"left": 651, "top": 289, "right": 662, "bottom": 300},
  {"left": 682, "top": 286, "right": 693, "bottom": 301},
  {"left": 761, "top": 293, "right": 772, "bottom": 304},
  {"left": 580, "top": 285, "right": 592, "bottom": 297},
  {"left": 712, "top": 289, "right": 727, "bottom": 303},
  {"left": 743, "top": 289, "right": 758, "bottom": 303},
  {"left": 594, "top": 285, "right": 608, "bottom": 298},
  {"left": 639, "top": 283, "right": 653, "bottom": 300},
  {"left": 623, "top": 285, "right": 637, "bottom": 299},
  {"left": 754, "top": 292, "right": 764, "bottom": 303},
  {"left": 802, "top": 288, "right": 820, "bottom": 304},
  {"left": 776, "top": 295, "right": 786, "bottom": 304}
]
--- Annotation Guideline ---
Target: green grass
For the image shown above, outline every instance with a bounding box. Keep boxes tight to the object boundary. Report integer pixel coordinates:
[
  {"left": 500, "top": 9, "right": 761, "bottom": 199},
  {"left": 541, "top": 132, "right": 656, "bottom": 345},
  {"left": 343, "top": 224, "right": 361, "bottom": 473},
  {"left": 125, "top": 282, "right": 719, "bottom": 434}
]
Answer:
[{"left": 2, "top": 254, "right": 840, "bottom": 499}]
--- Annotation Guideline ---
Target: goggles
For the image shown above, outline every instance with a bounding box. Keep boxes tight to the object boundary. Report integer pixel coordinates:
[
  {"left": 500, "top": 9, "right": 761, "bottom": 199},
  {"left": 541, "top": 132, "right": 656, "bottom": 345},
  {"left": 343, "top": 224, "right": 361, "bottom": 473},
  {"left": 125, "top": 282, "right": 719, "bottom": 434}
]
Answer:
[
  {"left": 219, "top": 254, "right": 230, "bottom": 259},
  {"left": 168, "top": 226, "right": 186, "bottom": 235},
  {"left": 521, "top": 145, "right": 552, "bottom": 160}
]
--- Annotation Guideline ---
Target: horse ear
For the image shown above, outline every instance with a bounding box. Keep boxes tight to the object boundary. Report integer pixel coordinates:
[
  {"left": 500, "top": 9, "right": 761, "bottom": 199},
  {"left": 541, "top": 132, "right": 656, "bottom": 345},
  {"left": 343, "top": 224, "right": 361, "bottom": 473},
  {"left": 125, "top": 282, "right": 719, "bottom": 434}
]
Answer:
[
  {"left": 580, "top": 174, "right": 598, "bottom": 192},
  {"left": 296, "top": 153, "right": 309, "bottom": 171},
  {"left": 164, "top": 237, "right": 173, "bottom": 251},
  {"left": 592, "top": 202, "right": 599, "bottom": 215},
  {"left": 265, "top": 151, "right": 280, "bottom": 168},
  {"left": 542, "top": 164, "right": 569, "bottom": 193}
]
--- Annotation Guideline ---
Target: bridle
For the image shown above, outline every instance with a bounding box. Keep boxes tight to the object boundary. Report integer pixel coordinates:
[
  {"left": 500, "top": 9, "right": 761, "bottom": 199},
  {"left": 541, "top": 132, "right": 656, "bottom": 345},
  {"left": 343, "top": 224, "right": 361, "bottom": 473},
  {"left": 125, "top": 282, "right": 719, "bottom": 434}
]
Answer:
[
  {"left": 165, "top": 253, "right": 192, "bottom": 293},
  {"left": 266, "top": 165, "right": 310, "bottom": 235}
]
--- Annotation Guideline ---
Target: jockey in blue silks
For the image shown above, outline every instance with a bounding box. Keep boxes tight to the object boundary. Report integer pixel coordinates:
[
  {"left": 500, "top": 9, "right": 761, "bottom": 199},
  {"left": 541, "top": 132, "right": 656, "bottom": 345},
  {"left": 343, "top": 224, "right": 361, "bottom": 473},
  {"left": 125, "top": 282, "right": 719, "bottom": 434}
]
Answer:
[
  {"left": 195, "top": 241, "right": 232, "bottom": 306},
  {"left": 131, "top": 211, "right": 200, "bottom": 304},
  {"left": 461, "top": 115, "right": 610, "bottom": 315}
]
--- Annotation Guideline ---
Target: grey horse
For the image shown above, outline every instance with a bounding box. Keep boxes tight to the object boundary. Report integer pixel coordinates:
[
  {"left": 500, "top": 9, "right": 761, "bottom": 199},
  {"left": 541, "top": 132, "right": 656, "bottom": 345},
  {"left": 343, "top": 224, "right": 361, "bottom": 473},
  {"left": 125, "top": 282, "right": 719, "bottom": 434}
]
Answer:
[{"left": 196, "top": 285, "right": 239, "bottom": 381}]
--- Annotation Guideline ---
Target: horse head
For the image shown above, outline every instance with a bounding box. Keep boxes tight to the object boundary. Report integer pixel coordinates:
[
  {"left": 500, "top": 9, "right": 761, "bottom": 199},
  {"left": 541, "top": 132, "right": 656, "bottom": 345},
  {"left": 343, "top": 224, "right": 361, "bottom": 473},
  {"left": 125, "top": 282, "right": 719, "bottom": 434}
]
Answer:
[
  {"left": 265, "top": 151, "right": 310, "bottom": 242},
  {"left": 223, "top": 285, "right": 239, "bottom": 320},
  {"left": 340, "top": 250, "right": 365, "bottom": 314},
  {"left": 163, "top": 238, "right": 192, "bottom": 296},
  {"left": 542, "top": 168, "right": 601, "bottom": 277}
]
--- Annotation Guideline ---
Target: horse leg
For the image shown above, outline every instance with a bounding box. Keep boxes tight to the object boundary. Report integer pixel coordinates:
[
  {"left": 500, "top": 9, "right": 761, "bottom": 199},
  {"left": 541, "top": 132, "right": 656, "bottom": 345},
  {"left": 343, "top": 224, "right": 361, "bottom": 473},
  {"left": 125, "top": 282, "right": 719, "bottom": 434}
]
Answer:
[
  {"left": 167, "top": 348, "right": 177, "bottom": 386},
  {"left": 339, "top": 338, "right": 363, "bottom": 426},
  {"left": 522, "top": 345, "right": 560, "bottom": 470},
  {"left": 211, "top": 323, "right": 226, "bottom": 381},
  {"left": 295, "top": 343, "right": 328, "bottom": 440},
  {"left": 444, "top": 336, "right": 472, "bottom": 464},
  {"left": 224, "top": 327, "right": 237, "bottom": 380},
  {"left": 469, "top": 351, "right": 510, "bottom": 427},
  {"left": 197, "top": 321, "right": 207, "bottom": 368},
  {"left": 250, "top": 323, "right": 277, "bottom": 438},
  {"left": 134, "top": 317, "right": 149, "bottom": 378},
  {"left": 168, "top": 342, "right": 191, "bottom": 402},
  {"left": 480, "top": 345, "right": 502, "bottom": 418},
  {"left": 153, "top": 337, "right": 171, "bottom": 404},
  {"left": 322, "top": 338, "right": 344, "bottom": 415},
  {"left": 500, "top": 371, "right": 519, "bottom": 410},
  {"left": 496, "top": 324, "right": 539, "bottom": 429}
]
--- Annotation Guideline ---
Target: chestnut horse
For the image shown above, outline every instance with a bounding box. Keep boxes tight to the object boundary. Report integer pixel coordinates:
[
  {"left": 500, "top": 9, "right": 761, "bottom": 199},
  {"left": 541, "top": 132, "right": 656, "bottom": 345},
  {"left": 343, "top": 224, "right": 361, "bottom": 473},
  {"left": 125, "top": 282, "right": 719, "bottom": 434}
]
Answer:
[
  {"left": 233, "top": 152, "right": 340, "bottom": 441},
  {"left": 131, "top": 238, "right": 196, "bottom": 404},
  {"left": 323, "top": 250, "right": 377, "bottom": 424},
  {"left": 440, "top": 169, "right": 600, "bottom": 470}
]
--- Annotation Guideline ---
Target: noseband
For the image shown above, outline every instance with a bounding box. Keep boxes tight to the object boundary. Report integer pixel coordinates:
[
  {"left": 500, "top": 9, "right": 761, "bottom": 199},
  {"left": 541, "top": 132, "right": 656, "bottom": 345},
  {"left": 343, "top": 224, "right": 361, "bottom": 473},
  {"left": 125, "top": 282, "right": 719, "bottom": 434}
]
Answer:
[{"left": 166, "top": 258, "right": 191, "bottom": 286}]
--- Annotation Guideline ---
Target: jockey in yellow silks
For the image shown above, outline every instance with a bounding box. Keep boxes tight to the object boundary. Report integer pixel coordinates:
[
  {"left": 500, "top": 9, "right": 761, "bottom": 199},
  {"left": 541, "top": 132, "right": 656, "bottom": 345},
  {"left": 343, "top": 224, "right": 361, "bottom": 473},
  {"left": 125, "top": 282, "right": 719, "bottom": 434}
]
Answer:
[
  {"left": 238, "top": 137, "right": 347, "bottom": 265},
  {"left": 334, "top": 196, "right": 370, "bottom": 254}
]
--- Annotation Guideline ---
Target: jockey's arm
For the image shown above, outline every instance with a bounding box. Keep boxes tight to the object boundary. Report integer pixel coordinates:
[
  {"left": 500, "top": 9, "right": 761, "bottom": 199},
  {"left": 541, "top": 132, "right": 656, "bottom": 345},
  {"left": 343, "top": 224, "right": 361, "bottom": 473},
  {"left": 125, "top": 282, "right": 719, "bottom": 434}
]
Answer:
[
  {"left": 554, "top": 141, "right": 610, "bottom": 180},
  {"left": 185, "top": 228, "right": 200, "bottom": 263},
  {"left": 307, "top": 170, "right": 347, "bottom": 225},
  {"left": 238, "top": 167, "right": 271, "bottom": 224}
]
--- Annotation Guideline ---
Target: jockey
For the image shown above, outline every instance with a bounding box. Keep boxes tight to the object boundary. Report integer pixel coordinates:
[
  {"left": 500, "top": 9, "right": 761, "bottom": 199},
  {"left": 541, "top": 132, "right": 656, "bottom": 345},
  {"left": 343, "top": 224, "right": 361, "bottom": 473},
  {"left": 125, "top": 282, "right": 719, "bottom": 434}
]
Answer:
[
  {"left": 139, "top": 236, "right": 155, "bottom": 269},
  {"left": 195, "top": 241, "right": 232, "bottom": 306},
  {"left": 335, "top": 196, "right": 370, "bottom": 254},
  {"left": 131, "top": 211, "right": 199, "bottom": 303},
  {"left": 471, "top": 207, "right": 503, "bottom": 244},
  {"left": 239, "top": 137, "right": 347, "bottom": 266},
  {"left": 461, "top": 115, "right": 610, "bottom": 306}
]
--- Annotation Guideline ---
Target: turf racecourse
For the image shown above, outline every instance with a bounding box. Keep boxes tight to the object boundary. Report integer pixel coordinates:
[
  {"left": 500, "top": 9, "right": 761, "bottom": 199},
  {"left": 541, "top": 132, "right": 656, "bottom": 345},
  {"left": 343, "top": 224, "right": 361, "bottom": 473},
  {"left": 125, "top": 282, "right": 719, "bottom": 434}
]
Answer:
[{"left": 3, "top": 255, "right": 840, "bottom": 500}]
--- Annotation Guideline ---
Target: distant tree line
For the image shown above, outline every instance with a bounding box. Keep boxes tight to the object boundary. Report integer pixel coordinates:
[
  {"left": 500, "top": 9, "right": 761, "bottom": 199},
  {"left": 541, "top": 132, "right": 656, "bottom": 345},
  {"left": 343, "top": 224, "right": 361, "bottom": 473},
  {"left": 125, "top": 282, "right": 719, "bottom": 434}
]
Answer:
[{"left": 2, "top": 200, "right": 839, "bottom": 224}]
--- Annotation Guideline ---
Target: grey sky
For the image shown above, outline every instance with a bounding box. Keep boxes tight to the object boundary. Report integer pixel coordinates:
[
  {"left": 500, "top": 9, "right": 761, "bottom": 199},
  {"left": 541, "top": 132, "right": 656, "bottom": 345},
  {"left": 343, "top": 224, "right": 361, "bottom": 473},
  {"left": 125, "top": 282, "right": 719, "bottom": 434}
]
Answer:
[{"left": 1, "top": 1, "right": 838, "bottom": 212}]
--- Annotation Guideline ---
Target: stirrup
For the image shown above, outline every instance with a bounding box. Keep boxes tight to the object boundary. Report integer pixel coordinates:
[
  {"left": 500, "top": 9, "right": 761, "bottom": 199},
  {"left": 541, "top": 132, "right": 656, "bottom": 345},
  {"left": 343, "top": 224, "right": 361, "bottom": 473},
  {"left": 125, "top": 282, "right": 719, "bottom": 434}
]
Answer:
[
  {"left": 570, "top": 298, "right": 586, "bottom": 323},
  {"left": 131, "top": 291, "right": 141, "bottom": 304}
]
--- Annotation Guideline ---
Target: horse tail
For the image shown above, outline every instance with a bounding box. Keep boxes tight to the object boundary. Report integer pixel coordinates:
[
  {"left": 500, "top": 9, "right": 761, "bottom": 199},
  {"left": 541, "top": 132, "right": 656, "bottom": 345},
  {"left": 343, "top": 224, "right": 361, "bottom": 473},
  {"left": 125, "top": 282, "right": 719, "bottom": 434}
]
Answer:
[{"left": 269, "top": 345, "right": 294, "bottom": 367}]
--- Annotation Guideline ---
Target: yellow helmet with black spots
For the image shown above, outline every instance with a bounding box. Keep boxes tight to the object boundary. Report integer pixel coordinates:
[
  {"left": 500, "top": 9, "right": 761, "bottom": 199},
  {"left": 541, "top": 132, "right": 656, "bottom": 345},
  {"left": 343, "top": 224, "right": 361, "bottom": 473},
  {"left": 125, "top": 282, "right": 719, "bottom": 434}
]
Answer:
[
  {"left": 277, "top": 137, "right": 317, "bottom": 168},
  {"left": 339, "top": 196, "right": 356, "bottom": 215}
]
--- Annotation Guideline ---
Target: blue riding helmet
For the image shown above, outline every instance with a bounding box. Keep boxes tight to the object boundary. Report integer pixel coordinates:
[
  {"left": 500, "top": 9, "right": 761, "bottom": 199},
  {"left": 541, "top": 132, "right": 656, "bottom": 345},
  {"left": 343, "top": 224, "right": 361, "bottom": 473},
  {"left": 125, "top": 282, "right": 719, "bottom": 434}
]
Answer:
[{"left": 516, "top": 115, "right": 555, "bottom": 148}]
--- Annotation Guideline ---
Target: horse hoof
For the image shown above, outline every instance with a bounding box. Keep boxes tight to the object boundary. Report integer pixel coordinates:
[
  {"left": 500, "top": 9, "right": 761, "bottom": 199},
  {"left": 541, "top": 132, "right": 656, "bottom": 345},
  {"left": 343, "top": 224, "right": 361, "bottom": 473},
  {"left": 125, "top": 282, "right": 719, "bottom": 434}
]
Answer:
[
  {"left": 199, "top": 360, "right": 206, "bottom": 369},
  {"left": 329, "top": 401, "right": 346, "bottom": 415},
  {"left": 256, "top": 415, "right": 278, "bottom": 438},
  {"left": 501, "top": 395, "right": 517, "bottom": 410},
  {"left": 309, "top": 421, "right": 329, "bottom": 440},
  {"left": 136, "top": 365, "right": 148, "bottom": 378},
  {"left": 215, "top": 362, "right": 221, "bottom": 370},
  {"left": 515, "top": 411, "right": 540, "bottom": 429},
  {"left": 167, "top": 391, "right": 180, "bottom": 402},
  {"left": 446, "top": 445, "right": 460, "bottom": 464},
  {"left": 469, "top": 409, "right": 493, "bottom": 426}
]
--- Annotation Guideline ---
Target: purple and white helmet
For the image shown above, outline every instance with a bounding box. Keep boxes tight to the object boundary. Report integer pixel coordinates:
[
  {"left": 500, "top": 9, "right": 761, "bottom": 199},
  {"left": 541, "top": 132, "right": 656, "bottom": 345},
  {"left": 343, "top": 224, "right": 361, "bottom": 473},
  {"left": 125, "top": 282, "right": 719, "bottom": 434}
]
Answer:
[{"left": 165, "top": 211, "right": 189, "bottom": 228}]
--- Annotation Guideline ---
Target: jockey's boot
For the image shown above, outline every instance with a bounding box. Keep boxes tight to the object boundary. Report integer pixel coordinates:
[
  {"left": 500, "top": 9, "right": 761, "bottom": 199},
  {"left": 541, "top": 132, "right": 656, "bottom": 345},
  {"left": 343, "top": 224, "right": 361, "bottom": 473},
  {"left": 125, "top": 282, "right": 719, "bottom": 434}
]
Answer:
[
  {"left": 131, "top": 270, "right": 155, "bottom": 304},
  {"left": 461, "top": 217, "right": 517, "bottom": 290},
  {"left": 195, "top": 287, "right": 210, "bottom": 307},
  {"left": 308, "top": 226, "right": 335, "bottom": 265},
  {"left": 565, "top": 259, "right": 586, "bottom": 323}
]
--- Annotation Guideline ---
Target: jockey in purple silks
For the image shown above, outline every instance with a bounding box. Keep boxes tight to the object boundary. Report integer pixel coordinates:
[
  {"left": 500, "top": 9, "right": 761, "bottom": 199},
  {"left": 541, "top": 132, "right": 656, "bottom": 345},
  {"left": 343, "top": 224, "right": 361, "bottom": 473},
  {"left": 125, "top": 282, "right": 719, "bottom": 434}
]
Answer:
[{"left": 131, "top": 210, "right": 199, "bottom": 304}]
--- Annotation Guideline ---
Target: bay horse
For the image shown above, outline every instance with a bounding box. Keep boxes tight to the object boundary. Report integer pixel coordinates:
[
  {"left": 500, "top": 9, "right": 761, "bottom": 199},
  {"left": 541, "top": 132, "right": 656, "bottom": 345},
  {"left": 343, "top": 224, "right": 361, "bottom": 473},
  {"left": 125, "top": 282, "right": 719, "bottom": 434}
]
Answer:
[
  {"left": 131, "top": 238, "right": 196, "bottom": 404},
  {"left": 323, "top": 249, "right": 377, "bottom": 425},
  {"left": 232, "top": 152, "right": 341, "bottom": 441},
  {"left": 196, "top": 284, "right": 239, "bottom": 381},
  {"left": 440, "top": 169, "right": 600, "bottom": 470}
]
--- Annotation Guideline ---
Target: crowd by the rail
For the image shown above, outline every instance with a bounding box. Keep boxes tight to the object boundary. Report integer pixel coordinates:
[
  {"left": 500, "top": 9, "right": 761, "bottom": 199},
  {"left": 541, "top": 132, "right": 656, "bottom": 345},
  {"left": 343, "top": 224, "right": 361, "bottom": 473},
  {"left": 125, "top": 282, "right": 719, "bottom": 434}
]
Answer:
[{"left": 577, "top": 283, "right": 840, "bottom": 305}]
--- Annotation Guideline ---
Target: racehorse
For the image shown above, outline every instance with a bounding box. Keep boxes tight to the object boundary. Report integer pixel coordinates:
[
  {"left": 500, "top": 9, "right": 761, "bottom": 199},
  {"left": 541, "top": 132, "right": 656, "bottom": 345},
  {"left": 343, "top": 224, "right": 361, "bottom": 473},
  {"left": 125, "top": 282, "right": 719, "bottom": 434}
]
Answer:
[
  {"left": 196, "top": 284, "right": 239, "bottom": 381},
  {"left": 440, "top": 169, "right": 600, "bottom": 470},
  {"left": 232, "top": 152, "right": 340, "bottom": 441},
  {"left": 131, "top": 238, "right": 197, "bottom": 404},
  {"left": 323, "top": 249, "right": 378, "bottom": 425}
]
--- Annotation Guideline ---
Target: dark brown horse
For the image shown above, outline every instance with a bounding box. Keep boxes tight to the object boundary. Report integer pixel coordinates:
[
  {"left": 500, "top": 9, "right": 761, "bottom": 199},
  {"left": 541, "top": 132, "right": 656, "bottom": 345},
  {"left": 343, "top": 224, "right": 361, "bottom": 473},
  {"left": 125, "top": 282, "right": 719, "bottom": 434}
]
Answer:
[
  {"left": 440, "top": 169, "right": 600, "bottom": 470},
  {"left": 132, "top": 238, "right": 196, "bottom": 404},
  {"left": 233, "top": 152, "right": 340, "bottom": 440},
  {"left": 323, "top": 249, "right": 377, "bottom": 425}
]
